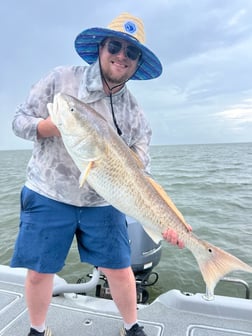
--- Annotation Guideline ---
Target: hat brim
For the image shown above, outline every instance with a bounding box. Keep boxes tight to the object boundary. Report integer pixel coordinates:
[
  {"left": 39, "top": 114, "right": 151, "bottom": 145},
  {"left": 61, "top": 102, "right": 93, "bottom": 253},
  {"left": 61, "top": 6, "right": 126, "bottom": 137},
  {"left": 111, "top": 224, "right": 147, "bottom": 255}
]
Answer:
[{"left": 75, "top": 28, "right": 162, "bottom": 80}]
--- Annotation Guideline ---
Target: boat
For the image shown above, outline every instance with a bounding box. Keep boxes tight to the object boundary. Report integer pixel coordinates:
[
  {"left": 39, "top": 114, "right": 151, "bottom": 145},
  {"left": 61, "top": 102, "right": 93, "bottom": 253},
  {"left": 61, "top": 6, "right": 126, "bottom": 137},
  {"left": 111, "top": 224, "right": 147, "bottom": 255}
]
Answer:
[{"left": 0, "top": 217, "right": 251, "bottom": 335}]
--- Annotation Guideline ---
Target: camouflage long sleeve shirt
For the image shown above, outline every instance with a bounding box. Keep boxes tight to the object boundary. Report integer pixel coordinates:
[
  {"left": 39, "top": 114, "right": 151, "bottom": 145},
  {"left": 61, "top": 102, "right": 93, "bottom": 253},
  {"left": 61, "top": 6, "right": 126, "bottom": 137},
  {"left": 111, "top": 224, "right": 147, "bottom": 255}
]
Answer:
[{"left": 12, "top": 60, "right": 152, "bottom": 206}]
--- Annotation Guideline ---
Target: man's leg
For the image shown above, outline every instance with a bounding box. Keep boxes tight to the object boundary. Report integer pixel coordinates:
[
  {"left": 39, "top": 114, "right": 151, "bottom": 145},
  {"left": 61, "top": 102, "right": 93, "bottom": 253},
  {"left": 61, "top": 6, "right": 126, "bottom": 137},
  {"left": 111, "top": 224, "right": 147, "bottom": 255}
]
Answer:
[
  {"left": 100, "top": 266, "right": 137, "bottom": 323},
  {"left": 25, "top": 270, "right": 54, "bottom": 326}
]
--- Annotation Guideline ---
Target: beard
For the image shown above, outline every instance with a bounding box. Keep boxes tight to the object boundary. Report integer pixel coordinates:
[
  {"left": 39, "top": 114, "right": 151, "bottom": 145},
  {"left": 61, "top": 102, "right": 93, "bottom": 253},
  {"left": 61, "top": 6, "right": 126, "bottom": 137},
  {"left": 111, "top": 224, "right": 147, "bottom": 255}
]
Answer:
[{"left": 102, "top": 68, "right": 129, "bottom": 86}]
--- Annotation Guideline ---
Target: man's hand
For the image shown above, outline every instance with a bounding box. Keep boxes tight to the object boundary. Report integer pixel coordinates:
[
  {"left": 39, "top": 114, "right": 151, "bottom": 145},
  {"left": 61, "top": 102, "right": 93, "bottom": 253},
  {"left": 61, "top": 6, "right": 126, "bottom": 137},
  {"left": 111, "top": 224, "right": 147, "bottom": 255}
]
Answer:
[
  {"left": 162, "top": 225, "right": 192, "bottom": 249},
  {"left": 37, "top": 116, "right": 61, "bottom": 139}
]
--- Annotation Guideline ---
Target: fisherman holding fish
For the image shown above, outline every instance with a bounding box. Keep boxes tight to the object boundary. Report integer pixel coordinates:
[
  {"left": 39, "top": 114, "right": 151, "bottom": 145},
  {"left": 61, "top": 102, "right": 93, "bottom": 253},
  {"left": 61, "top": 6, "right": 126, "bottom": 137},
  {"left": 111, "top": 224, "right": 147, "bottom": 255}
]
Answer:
[{"left": 11, "top": 13, "right": 186, "bottom": 336}]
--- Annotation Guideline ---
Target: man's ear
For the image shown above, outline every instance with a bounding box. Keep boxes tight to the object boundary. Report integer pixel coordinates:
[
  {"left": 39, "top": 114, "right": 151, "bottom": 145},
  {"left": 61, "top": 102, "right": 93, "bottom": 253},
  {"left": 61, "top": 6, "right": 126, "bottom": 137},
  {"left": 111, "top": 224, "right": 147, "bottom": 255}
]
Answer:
[{"left": 100, "top": 38, "right": 107, "bottom": 48}]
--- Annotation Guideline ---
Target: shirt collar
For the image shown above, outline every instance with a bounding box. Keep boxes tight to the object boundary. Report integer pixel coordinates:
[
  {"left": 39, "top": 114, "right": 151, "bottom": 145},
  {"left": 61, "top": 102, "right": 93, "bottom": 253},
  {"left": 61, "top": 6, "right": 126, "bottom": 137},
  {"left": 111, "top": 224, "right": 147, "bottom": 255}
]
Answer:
[
  {"left": 78, "top": 60, "right": 126, "bottom": 103},
  {"left": 78, "top": 60, "right": 104, "bottom": 103}
]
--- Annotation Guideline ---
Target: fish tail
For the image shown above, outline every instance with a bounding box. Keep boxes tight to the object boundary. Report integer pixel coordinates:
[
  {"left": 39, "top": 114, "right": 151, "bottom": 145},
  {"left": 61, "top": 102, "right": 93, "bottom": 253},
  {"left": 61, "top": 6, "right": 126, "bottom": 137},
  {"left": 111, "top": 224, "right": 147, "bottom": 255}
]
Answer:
[{"left": 191, "top": 238, "right": 252, "bottom": 296}]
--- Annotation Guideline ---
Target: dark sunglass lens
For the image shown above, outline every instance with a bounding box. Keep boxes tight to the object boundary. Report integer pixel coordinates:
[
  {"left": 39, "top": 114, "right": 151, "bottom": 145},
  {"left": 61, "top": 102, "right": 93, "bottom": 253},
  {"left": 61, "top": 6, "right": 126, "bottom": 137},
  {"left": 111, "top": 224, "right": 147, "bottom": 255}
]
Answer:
[
  {"left": 126, "top": 46, "right": 141, "bottom": 61},
  {"left": 108, "top": 40, "right": 122, "bottom": 54},
  {"left": 107, "top": 40, "right": 141, "bottom": 61}
]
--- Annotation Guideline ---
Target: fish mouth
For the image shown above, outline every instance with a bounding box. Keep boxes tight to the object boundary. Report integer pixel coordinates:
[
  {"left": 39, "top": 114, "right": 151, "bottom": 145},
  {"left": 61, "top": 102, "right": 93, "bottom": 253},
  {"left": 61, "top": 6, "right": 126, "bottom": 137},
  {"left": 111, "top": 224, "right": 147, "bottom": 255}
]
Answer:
[
  {"left": 54, "top": 93, "right": 64, "bottom": 110},
  {"left": 56, "top": 93, "right": 71, "bottom": 110}
]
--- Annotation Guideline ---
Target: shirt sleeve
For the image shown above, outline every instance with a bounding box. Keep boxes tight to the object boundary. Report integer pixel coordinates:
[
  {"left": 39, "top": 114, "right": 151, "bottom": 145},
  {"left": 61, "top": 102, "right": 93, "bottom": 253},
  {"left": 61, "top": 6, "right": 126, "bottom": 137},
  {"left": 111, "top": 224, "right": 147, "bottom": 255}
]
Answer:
[
  {"left": 12, "top": 69, "right": 58, "bottom": 141},
  {"left": 130, "top": 107, "right": 152, "bottom": 174}
]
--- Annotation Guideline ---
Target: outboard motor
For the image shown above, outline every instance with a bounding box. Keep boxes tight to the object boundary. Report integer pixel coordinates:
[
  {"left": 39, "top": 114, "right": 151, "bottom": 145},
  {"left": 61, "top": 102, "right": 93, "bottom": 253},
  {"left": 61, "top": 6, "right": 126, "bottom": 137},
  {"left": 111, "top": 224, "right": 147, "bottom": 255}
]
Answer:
[
  {"left": 127, "top": 216, "right": 162, "bottom": 274},
  {"left": 127, "top": 216, "right": 162, "bottom": 303}
]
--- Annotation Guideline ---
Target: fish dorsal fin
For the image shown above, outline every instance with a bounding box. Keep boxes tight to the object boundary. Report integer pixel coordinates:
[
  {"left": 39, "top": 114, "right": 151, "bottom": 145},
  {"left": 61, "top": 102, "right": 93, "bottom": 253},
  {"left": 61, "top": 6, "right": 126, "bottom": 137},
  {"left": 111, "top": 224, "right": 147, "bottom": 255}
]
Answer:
[
  {"left": 147, "top": 176, "right": 191, "bottom": 231},
  {"left": 129, "top": 148, "right": 144, "bottom": 169}
]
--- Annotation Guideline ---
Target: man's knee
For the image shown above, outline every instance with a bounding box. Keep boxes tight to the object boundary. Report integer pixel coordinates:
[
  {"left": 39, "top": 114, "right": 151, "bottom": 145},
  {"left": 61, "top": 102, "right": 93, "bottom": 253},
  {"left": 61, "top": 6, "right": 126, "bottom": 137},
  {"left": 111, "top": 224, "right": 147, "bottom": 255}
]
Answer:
[
  {"left": 26, "top": 270, "right": 54, "bottom": 285},
  {"left": 100, "top": 266, "right": 133, "bottom": 281}
]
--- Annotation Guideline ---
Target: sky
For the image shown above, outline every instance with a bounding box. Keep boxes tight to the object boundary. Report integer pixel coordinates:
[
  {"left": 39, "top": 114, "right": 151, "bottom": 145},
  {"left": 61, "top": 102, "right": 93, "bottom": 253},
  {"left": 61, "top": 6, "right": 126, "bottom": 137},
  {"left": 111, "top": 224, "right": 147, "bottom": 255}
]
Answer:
[{"left": 1, "top": 0, "right": 252, "bottom": 150}]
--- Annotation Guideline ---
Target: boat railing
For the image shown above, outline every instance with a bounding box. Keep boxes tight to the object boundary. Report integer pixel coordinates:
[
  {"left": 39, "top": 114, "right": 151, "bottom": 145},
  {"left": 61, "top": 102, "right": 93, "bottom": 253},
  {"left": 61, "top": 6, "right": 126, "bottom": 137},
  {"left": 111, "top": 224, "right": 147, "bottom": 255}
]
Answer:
[{"left": 220, "top": 276, "right": 250, "bottom": 299}]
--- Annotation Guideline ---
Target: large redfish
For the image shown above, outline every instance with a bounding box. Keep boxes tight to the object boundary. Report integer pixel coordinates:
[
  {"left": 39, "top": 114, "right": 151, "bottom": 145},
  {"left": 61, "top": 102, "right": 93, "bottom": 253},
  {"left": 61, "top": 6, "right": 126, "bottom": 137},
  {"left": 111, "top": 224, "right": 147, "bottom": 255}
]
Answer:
[{"left": 48, "top": 93, "right": 252, "bottom": 299}]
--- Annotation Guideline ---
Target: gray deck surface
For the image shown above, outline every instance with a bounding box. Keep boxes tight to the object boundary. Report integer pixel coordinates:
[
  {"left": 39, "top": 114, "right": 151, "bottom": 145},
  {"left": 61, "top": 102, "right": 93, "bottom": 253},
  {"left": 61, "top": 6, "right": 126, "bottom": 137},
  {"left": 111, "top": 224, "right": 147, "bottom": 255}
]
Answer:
[{"left": 0, "top": 266, "right": 252, "bottom": 336}]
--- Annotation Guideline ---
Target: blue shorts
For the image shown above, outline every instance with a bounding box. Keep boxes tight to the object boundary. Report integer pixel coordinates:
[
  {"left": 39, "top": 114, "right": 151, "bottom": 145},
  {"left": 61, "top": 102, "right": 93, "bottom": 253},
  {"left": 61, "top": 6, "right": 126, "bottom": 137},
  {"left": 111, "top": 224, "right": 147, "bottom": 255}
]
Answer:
[{"left": 11, "top": 186, "right": 131, "bottom": 273}]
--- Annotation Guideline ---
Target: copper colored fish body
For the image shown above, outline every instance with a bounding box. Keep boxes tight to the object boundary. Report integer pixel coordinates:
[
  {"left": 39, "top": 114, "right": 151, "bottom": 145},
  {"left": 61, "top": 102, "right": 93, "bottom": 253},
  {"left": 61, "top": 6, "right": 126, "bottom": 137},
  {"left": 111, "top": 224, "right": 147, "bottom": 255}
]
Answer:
[{"left": 48, "top": 93, "right": 252, "bottom": 298}]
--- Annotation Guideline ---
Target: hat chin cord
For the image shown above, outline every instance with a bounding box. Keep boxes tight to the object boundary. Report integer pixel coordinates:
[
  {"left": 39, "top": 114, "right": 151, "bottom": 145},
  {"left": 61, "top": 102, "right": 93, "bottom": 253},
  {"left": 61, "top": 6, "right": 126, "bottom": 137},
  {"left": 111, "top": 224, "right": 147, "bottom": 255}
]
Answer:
[
  {"left": 99, "top": 62, "right": 125, "bottom": 136},
  {"left": 99, "top": 58, "right": 142, "bottom": 137},
  {"left": 102, "top": 75, "right": 123, "bottom": 136}
]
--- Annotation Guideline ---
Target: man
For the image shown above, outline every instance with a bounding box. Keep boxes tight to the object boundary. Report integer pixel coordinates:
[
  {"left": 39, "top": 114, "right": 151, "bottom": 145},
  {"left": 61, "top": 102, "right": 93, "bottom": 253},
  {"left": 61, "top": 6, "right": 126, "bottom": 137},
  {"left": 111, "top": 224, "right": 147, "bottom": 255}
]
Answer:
[{"left": 11, "top": 13, "right": 185, "bottom": 336}]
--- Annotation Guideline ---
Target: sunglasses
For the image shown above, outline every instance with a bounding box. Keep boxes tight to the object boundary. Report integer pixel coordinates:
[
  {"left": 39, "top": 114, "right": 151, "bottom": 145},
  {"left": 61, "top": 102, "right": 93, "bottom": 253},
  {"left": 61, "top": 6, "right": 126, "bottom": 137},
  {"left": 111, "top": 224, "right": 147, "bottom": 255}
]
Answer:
[{"left": 105, "top": 40, "right": 141, "bottom": 61}]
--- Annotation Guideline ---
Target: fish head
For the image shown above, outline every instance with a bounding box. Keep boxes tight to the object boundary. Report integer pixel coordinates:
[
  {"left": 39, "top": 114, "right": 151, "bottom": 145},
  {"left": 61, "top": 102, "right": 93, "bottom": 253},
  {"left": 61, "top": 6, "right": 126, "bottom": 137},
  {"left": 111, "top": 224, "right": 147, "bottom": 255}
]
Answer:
[
  {"left": 47, "top": 93, "right": 107, "bottom": 164},
  {"left": 47, "top": 93, "right": 82, "bottom": 136}
]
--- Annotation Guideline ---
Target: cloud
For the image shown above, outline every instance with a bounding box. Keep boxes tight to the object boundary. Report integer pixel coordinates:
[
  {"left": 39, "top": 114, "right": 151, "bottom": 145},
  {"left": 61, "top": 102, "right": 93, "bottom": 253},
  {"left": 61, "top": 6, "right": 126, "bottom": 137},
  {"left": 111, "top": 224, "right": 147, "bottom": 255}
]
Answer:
[
  {"left": 216, "top": 99, "right": 252, "bottom": 124},
  {"left": 1, "top": 0, "right": 252, "bottom": 149},
  {"left": 227, "top": 8, "right": 247, "bottom": 27}
]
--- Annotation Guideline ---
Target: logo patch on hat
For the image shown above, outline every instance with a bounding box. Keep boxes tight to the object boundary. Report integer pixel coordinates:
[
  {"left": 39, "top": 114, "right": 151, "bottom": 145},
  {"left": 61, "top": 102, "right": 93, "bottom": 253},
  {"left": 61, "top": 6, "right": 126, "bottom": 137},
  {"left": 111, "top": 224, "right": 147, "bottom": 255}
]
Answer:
[{"left": 124, "top": 20, "right": 137, "bottom": 34}]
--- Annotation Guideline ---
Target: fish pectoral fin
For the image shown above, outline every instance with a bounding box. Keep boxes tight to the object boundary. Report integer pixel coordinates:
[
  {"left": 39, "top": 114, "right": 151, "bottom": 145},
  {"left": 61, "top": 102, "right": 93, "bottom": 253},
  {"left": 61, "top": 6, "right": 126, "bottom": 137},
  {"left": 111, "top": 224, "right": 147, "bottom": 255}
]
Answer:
[
  {"left": 147, "top": 176, "right": 191, "bottom": 231},
  {"left": 79, "top": 161, "right": 94, "bottom": 187}
]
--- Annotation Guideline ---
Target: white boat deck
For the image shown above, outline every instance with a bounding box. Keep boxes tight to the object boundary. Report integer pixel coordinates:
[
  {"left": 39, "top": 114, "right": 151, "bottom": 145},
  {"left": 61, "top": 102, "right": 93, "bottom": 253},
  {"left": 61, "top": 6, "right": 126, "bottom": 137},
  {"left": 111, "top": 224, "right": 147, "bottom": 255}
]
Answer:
[{"left": 0, "top": 265, "right": 252, "bottom": 336}]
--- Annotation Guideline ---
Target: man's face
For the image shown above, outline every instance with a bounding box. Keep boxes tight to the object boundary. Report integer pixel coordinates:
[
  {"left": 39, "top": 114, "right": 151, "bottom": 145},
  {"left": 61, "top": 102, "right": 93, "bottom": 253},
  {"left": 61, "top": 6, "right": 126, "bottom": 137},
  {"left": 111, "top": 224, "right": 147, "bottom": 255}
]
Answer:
[{"left": 99, "top": 38, "right": 141, "bottom": 86}]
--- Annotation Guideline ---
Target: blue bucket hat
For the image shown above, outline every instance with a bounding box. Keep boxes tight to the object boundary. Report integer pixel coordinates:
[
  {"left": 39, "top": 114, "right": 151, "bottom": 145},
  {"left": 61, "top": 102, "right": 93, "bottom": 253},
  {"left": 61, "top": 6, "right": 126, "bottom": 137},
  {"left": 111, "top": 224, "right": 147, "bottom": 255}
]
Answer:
[{"left": 74, "top": 12, "right": 162, "bottom": 80}]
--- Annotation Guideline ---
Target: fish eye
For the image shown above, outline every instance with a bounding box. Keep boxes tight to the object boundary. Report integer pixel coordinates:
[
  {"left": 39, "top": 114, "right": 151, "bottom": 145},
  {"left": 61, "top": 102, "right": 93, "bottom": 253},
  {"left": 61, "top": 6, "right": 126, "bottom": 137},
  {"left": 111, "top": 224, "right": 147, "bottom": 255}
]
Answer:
[
  {"left": 208, "top": 248, "right": 212, "bottom": 253},
  {"left": 70, "top": 108, "right": 74, "bottom": 112}
]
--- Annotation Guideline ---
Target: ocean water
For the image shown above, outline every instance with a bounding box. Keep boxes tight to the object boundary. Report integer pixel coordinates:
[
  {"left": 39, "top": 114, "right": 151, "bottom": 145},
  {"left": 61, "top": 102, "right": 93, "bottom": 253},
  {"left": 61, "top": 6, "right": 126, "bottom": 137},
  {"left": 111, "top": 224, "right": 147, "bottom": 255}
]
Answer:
[{"left": 0, "top": 143, "right": 251, "bottom": 300}]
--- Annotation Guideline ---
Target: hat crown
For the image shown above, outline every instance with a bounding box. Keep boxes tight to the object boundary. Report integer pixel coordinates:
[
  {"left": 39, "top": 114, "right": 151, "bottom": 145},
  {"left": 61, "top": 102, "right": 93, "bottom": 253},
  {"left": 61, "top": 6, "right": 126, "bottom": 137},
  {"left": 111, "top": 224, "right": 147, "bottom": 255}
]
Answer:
[{"left": 107, "top": 12, "right": 146, "bottom": 43}]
